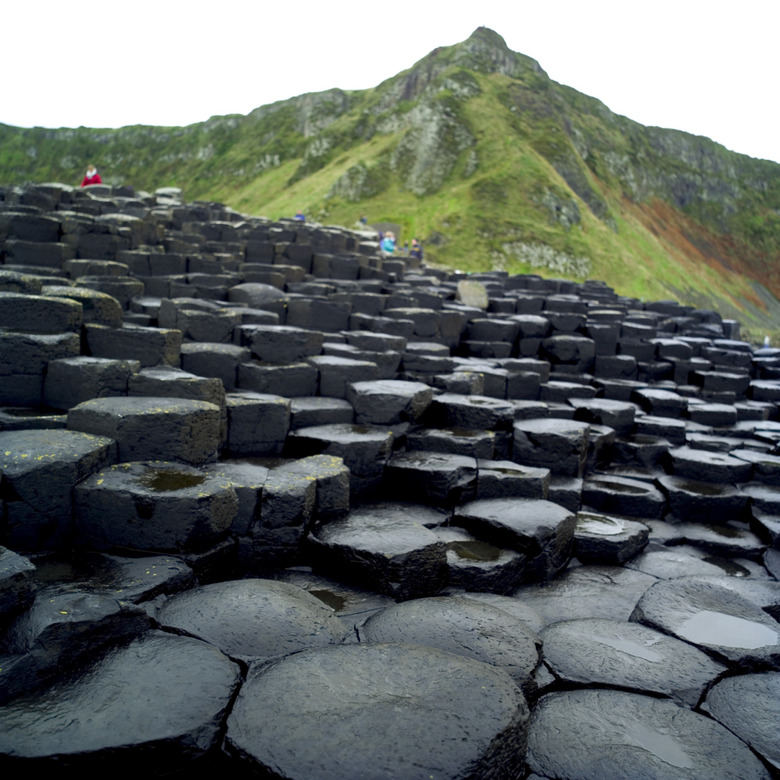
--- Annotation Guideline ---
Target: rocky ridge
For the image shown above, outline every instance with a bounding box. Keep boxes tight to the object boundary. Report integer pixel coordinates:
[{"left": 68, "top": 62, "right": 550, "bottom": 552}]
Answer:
[{"left": 0, "top": 180, "right": 779, "bottom": 777}]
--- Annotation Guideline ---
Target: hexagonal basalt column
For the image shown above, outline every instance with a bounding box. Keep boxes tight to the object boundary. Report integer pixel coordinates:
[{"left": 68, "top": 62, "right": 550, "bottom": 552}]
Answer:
[
  {"left": 225, "top": 391, "right": 290, "bottom": 456},
  {"left": 454, "top": 497, "right": 576, "bottom": 582},
  {"left": 74, "top": 461, "right": 238, "bottom": 552},
  {"left": 0, "top": 428, "right": 116, "bottom": 551},
  {"left": 513, "top": 418, "right": 591, "bottom": 477},
  {"left": 285, "top": 423, "right": 394, "bottom": 498},
  {"left": 68, "top": 396, "right": 221, "bottom": 465}
]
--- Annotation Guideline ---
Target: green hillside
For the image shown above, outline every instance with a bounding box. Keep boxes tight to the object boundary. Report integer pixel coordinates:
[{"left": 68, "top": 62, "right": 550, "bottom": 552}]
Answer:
[{"left": 2, "top": 27, "right": 779, "bottom": 326}]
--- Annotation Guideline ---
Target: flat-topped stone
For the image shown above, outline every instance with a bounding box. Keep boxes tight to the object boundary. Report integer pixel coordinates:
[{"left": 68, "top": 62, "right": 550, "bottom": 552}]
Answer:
[
  {"left": 574, "top": 511, "right": 650, "bottom": 564},
  {"left": 513, "top": 418, "right": 590, "bottom": 477},
  {"left": 541, "top": 617, "right": 725, "bottom": 705},
  {"left": 0, "top": 291, "right": 82, "bottom": 333},
  {"left": 631, "top": 576, "right": 780, "bottom": 669},
  {"left": 74, "top": 460, "right": 238, "bottom": 552},
  {"left": 308, "top": 502, "right": 448, "bottom": 599},
  {"left": 384, "top": 450, "right": 478, "bottom": 507},
  {"left": 0, "top": 631, "right": 240, "bottom": 771},
  {"left": 527, "top": 689, "right": 770, "bottom": 780},
  {"left": 346, "top": 379, "right": 433, "bottom": 425},
  {"left": 0, "top": 428, "right": 116, "bottom": 551},
  {"left": 454, "top": 498, "right": 576, "bottom": 582},
  {"left": 225, "top": 643, "right": 529, "bottom": 780},
  {"left": 358, "top": 596, "right": 541, "bottom": 689},
  {"left": 285, "top": 423, "right": 393, "bottom": 497},
  {"left": 157, "top": 578, "right": 346, "bottom": 662},
  {"left": 68, "top": 396, "right": 221, "bottom": 465}
]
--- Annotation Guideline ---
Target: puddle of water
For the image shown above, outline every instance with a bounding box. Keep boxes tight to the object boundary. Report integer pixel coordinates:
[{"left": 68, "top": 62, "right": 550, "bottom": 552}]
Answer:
[
  {"left": 701, "top": 557, "right": 750, "bottom": 577},
  {"left": 625, "top": 722, "right": 695, "bottom": 769},
  {"left": 596, "top": 635, "right": 663, "bottom": 662},
  {"left": 702, "top": 524, "right": 740, "bottom": 539},
  {"left": 678, "top": 610, "right": 779, "bottom": 649},
  {"left": 592, "top": 480, "right": 646, "bottom": 494},
  {"left": 5, "top": 407, "right": 63, "bottom": 417},
  {"left": 138, "top": 468, "right": 206, "bottom": 492},
  {"left": 309, "top": 589, "right": 346, "bottom": 612},
  {"left": 577, "top": 514, "right": 625, "bottom": 536},
  {"left": 679, "top": 481, "right": 726, "bottom": 496},
  {"left": 447, "top": 540, "right": 502, "bottom": 562}
]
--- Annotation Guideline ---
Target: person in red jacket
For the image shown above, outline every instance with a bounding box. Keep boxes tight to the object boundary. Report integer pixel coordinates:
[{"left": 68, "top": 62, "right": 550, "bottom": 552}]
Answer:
[{"left": 81, "top": 164, "right": 102, "bottom": 187}]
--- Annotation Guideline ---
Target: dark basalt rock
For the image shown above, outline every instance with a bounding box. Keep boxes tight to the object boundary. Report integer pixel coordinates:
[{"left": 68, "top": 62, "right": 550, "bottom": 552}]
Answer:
[
  {"left": 74, "top": 461, "right": 238, "bottom": 552},
  {"left": 225, "top": 643, "right": 530, "bottom": 780},
  {"left": 454, "top": 498, "right": 576, "bottom": 582},
  {"left": 630, "top": 576, "right": 780, "bottom": 669},
  {"left": 540, "top": 617, "right": 725, "bottom": 705},
  {"left": 574, "top": 511, "right": 650, "bottom": 564},
  {"left": 0, "top": 547, "right": 36, "bottom": 621},
  {"left": 0, "top": 584, "right": 150, "bottom": 703},
  {"left": 157, "top": 578, "right": 346, "bottom": 662},
  {"left": 581, "top": 474, "right": 666, "bottom": 519},
  {"left": 0, "top": 631, "right": 241, "bottom": 770},
  {"left": 357, "top": 596, "right": 541, "bottom": 692},
  {"left": 285, "top": 423, "right": 394, "bottom": 497},
  {"left": 513, "top": 418, "right": 590, "bottom": 477},
  {"left": 67, "top": 396, "right": 221, "bottom": 465},
  {"left": 435, "top": 525, "right": 526, "bottom": 593},
  {"left": 384, "top": 450, "right": 478, "bottom": 506},
  {"left": 308, "top": 502, "right": 449, "bottom": 599},
  {"left": 3, "top": 183, "right": 780, "bottom": 773},
  {"left": 0, "top": 428, "right": 116, "bottom": 551},
  {"left": 702, "top": 671, "right": 780, "bottom": 771},
  {"left": 625, "top": 542, "right": 763, "bottom": 580},
  {"left": 515, "top": 565, "right": 659, "bottom": 627},
  {"left": 526, "top": 689, "right": 771, "bottom": 780}
]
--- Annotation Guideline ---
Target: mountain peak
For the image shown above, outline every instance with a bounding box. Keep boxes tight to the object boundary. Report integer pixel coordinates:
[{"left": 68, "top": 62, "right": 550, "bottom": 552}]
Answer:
[{"left": 453, "top": 26, "right": 546, "bottom": 78}]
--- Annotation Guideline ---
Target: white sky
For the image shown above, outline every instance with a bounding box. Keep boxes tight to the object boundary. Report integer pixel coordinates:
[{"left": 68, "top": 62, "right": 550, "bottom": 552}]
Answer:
[{"left": 4, "top": 0, "right": 779, "bottom": 163}]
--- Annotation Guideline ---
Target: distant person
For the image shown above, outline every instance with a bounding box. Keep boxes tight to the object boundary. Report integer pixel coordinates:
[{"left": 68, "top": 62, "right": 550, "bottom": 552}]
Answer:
[
  {"left": 81, "top": 164, "right": 102, "bottom": 187},
  {"left": 380, "top": 231, "right": 396, "bottom": 253},
  {"left": 294, "top": 210, "right": 305, "bottom": 222},
  {"left": 359, "top": 214, "right": 368, "bottom": 225},
  {"left": 410, "top": 238, "right": 423, "bottom": 260}
]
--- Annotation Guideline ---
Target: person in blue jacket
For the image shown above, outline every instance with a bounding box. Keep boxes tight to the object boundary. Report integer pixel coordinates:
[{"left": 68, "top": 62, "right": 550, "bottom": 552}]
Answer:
[{"left": 380, "top": 231, "right": 396, "bottom": 253}]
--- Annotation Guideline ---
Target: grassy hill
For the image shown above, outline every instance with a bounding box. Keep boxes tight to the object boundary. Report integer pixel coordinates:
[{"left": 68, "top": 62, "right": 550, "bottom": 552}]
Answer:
[{"left": 2, "top": 27, "right": 779, "bottom": 326}]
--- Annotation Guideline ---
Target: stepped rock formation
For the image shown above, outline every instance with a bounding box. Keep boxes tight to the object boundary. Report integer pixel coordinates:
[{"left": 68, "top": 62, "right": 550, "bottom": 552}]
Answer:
[{"left": 1, "top": 181, "right": 779, "bottom": 777}]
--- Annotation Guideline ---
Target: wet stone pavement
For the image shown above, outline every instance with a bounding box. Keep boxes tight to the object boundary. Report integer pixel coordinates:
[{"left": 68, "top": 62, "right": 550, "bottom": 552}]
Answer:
[{"left": 0, "top": 182, "right": 779, "bottom": 778}]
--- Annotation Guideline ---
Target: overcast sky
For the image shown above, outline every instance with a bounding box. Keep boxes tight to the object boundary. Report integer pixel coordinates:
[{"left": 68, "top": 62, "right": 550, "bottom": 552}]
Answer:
[{"left": 5, "top": 0, "right": 778, "bottom": 163}]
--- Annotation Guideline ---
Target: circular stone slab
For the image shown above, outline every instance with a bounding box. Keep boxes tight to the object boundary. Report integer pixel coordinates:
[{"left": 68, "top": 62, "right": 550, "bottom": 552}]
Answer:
[
  {"left": 541, "top": 617, "right": 725, "bottom": 705},
  {"left": 702, "top": 671, "right": 780, "bottom": 771},
  {"left": 514, "top": 565, "right": 658, "bottom": 627},
  {"left": 225, "top": 643, "right": 530, "bottom": 780},
  {"left": 630, "top": 576, "right": 780, "bottom": 669},
  {"left": 0, "top": 631, "right": 240, "bottom": 770},
  {"left": 526, "top": 689, "right": 771, "bottom": 780},
  {"left": 358, "top": 596, "right": 541, "bottom": 689},
  {"left": 74, "top": 461, "right": 238, "bottom": 552},
  {"left": 157, "top": 579, "right": 346, "bottom": 662}
]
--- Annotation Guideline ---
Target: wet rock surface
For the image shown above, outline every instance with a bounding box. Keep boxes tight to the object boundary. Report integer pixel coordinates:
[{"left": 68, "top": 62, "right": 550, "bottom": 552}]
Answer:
[
  {"left": 226, "top": 643, "right": 530, "bottom": 780},
  {"left": 0, "top": 631, "right": 241, "bottom": 770},
  {"left": 526, "top": 689, "right": 771, "bottom": 780},
  {"left": 1, "top": 183, "right": 779, "bottom": 776}
]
